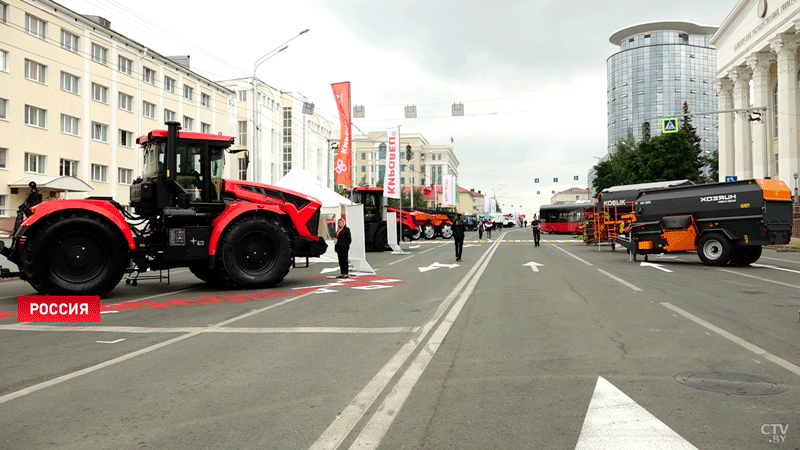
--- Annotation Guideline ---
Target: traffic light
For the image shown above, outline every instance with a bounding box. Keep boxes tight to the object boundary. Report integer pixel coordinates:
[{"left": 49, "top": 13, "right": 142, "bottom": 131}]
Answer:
[
  {"left": 642, "top": 121, "right": 651, "bottom": 141},
  {"left": 406, "top": 144, "right": 412, "bottom": 161}
]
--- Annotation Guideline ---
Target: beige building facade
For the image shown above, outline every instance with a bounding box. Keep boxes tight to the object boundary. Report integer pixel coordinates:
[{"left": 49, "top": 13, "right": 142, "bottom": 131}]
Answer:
[
  {"left": 0, "top": 0, "right": 235, "bottom": 230},
  {"left": 712, "top": 0, "right": 800, "bottom": 191}
]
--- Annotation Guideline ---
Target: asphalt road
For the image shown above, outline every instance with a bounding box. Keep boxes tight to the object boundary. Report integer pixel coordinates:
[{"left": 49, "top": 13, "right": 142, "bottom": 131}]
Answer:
[{"left": 1, "top": 228, "right": 799, "bottom": 449}]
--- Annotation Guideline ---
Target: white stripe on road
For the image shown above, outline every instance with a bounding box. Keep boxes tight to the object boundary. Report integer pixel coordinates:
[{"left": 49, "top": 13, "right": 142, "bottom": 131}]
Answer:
[
  {"left": 761, "top": 256, "right": 800, "bottom": 265},
  {"left": 0, "top": 324, "right": 419, "bottom": 334},
  {"left": 596, "top": 269, "right": 642, "bottom": 292},
  {"left": 0, "top": 288, "right": 321, "bottom": 405},
  {"left": 347, "top": 230, "right": 504, "bottom": 449},
  {"left": 309, "top": 238, "right": 503, "bottom": 450},
  {"left": 751, "top": 263, "right": 800, "bottom": 275},
  {"left": 388, "top": 255, "right": 414, "bottom": 266},
  {"left": 720, "top": 269, "right": 800, "bottom": 290},
  {"left": 662, "top": 302, "right": 800, "bottom": 377},
  {"left": 551, "top": 244, "right": 593, "bottom": 266}
]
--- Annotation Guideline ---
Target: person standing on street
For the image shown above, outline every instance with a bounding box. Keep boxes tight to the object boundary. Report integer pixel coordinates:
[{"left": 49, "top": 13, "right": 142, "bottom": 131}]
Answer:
[
  {"left": 530, "top": 214, "right": 541, "bottom": 247},
  {"left": 477, "top": 219, "right": 484, "bottom": 240},
  {"left": 334, "top": 217, "right": 352, "bottom": 278},
  {"left": 486, "top": 219, "right": 493, "bottom": 239},
  {"left": 453, "top": 217, "right": 465, "bottom": 261}
]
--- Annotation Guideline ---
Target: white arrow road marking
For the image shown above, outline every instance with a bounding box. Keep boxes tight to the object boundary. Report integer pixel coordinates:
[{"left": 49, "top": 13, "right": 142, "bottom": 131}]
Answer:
[
  {"left": 752, "top": 263, "right": 800, "bottom": 275},
  {"left": 320, "top": 267, "right": 340, "bottom": 274},
  {"left": 371, "top": 279, "right": 401, "bottom": 283},
  {"left": 522, "top": 262, "right": 544, "bottom": 272},
  {"left": 352, "top": 285, "right": 392, "bottom": 291},
  {"left": 462, "top": 244, "right": 481, "bottom": 248},
  {"left": 96, "top": 339, "right": 125, "bottom": 344},
  {"left": 408, "top": 245, "right": 421, "bottom": 249},
  {"left": 575, "top": 376, "right": 698, "bottom": 449},
  {"left": 312, "top": 289, "right": 338, "bottom": 294},
  {"left": 99, "top": 311, "right": 119, "bottom": 315},
  {"left": 640, "top": 262, "right": 673, "bottom": 273},
  {"left": 656, "top": 254, "right": 680, "bottom": 259},
  {"left": 418, "top": 262, "right": 460, "bottom": 272}
]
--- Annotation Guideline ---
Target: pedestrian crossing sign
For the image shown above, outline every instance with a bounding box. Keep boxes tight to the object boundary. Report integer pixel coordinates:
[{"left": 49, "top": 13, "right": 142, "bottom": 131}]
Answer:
[{"left": 662, "top": 117, "right": 678, "bottom": 133}]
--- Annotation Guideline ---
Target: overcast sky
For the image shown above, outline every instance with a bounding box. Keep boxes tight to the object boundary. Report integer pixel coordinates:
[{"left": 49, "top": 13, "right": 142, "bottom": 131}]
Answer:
[{"left": 60, "top": 0, "right": 736, "bottom": 216}]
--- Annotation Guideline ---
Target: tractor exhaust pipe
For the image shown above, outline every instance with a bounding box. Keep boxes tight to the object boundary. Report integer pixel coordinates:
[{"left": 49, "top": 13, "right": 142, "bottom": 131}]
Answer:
[{"left": 165, "top": 121, "right": 180, "bottom": 180}]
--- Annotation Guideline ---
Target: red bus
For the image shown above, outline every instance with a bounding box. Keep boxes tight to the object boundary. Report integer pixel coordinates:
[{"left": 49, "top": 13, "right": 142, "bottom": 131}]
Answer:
[{"left": 539, "top": 203, "right": 588, "bottom": 234}]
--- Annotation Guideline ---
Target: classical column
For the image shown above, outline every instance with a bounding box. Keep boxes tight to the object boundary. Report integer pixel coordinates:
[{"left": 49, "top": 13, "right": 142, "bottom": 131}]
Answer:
[
  {"left": 729, "top": 66, "right": 753, "bottom": 179},
  {"left": 747, "top": 53, "right": 775, "bottom": 178},
  {"left": 714, "top": 78, "right": 735, "bottom": 182},
  {"left": 770, "top": 34, "right": 799, "bottom": 187}
]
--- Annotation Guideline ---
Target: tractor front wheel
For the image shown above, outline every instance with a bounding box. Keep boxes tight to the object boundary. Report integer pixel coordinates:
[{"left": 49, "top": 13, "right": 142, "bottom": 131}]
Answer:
[
  {"left": 697, "top": 233, "right": 733, "bottom": 266},
  {"left": 218, "top": 217, "right": 292, "bottom": 288},
  {"left": 22, "top": 214, "right": 127, "bottom": 296},
  {"left": 439, "top": 223, "right": 453, "bottom": 239},
  {"left": 422, "top": 223, "right": 436, "bottom": 240}
]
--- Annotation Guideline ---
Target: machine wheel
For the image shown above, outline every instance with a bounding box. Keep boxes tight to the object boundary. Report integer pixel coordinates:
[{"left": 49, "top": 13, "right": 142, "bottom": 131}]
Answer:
[
  {"left": 374, "top": 225, "right": 389, "bottom": 251},
  {"left": 697, "top": 233, "right": 733, "bottom": 266},
  {"left": 422, "top": 223, "right": 436, "bottom": 240},
  {"left": 440, "top": 223, "right": 453, "bottom": 239},
  {"left": 411, "top": 226, "right": 421, "bottom": 240},
  {"left": 730, "top": 246, "right": 762, "bottom": 266},
  {"left": 218, "top": 217, "right": 292, "bottom": 288},
  {"left": 190, "top": 265, "right": 223, "bottom": 285},
  {"left": 22, "top": 214, "right": 127, "bottom": 296}
]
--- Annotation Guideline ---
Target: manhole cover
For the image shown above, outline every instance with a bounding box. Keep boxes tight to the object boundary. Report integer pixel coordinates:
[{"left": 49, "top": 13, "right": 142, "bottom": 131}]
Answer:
[{"left": 675, "top": 372, "right": 786, "bottom": 395}]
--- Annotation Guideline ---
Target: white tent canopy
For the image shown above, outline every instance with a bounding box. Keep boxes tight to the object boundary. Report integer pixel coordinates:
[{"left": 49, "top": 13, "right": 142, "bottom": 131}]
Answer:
[{"left": 275, "top": 169, "right": 352, "bottom": 211}]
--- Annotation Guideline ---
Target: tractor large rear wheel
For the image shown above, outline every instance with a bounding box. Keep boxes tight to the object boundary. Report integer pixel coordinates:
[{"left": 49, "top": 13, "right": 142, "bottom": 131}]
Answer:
[
  {"left": 440, "top": 223, "right": 453, "bottom": 239},
  {"left": 422, "top": 223, "right": 436, "bottom": 240},
  {"left": 697, "top": 233, "right": 732, "bottom": 266},
  {"left": 218, "top": 217, "right": 292, "bottom": 288},
  {"left": 730, "top": 246, "right": 762, "bottom": 266},
  {"left": 374, "top": 225, "right": 389, "bottom": 251},
  {"left": 411, "top": 226, "right": 421, "bottom": 240},
  {"left": 190, "top": 265, "right": 223, "bottom": 285},
  {"left": 22, "top": 214, "right": 127, "bottom": 296}
]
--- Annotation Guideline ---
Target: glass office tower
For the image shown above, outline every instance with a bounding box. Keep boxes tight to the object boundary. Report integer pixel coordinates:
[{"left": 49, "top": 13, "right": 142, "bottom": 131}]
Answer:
[{"left": 607, "top": 22, "right": 719, "bottom": 157}]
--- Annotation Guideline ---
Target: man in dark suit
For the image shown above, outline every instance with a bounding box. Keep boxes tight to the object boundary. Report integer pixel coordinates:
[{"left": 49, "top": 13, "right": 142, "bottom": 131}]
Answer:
[
  {"left": 334, "top": 218, "right": 352, "bottom": 278},
  {"left": 453, "top": 217, "right": 465, "bottom": 262}
]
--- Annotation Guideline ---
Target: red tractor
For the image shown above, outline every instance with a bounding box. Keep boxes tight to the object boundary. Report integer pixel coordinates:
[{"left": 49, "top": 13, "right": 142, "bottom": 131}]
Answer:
[
  {"left": 347, "top": 187, "right": 418, "bottom": 251},
  {"left": 0, "top": 122, "right": 327, "bottom": 296}
]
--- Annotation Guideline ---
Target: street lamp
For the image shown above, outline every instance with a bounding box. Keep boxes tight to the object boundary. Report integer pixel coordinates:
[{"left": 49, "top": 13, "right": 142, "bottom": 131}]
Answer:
[
  {"left": 251, "top": 29, "right": 310, "bottom": 183},
  {"left": 794, "top": 172, "right": 798, "bottom": 202}
]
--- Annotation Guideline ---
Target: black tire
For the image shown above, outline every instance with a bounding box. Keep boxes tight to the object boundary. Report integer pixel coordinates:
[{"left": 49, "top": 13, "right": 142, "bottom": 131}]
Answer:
[
  {"left": 697, "top": 233, "right": 733, "bottom": 266},
  {"left": 731, "top": 246, "right": 762, "bottom": 266},
  {"left": 440, "top": 223, "right": 453, "bottom": 239},
  {"left": 218, "top": 216, "right": 292, "bottom": 288},
  {"left": 190, "top": 265, "right": 223, "bottom": 285},
  {"left": 374, "top": 225, "right": 389, "bottom": 251},
  {"left": 22, "top": 214, "right": 127, "bottom": 296},
  {"left": 411, "top": 227, "right": 421, "bottom": 240},
  {"left": 422, "top": 223, "right": 436, "bottom": 240}
]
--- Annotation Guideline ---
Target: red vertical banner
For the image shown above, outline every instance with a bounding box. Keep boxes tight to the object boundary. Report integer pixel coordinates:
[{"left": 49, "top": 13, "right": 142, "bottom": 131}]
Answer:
[{"left": 331, "top": 82, "right": 352, "bottom": 186}]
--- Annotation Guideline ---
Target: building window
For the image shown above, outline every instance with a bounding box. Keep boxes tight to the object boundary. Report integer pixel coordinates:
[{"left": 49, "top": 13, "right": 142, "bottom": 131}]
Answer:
[
  {"left": 24, "top": 105, "right": 46, "bottom": 128},
  {"left": 60, "top": 114, "right": 79, "bottom": 136},
  {"left": 118, "top": 56, "right": 133, "bottom": 75},
  {"left": 25, "top": 152, "right": 46, "bottom": 174},
  {"left": 773, "top": 82, "right": 779, "bottom": 137},
  {"left": 119, "top": 92, "right": 133, "bottom": 112},
  {"left": 0, "top": 2, "right": 7, "bottom": 24},
  {"left": 361, "top": 165, "right": 366, "bottom": 172},
  {"left": 164, "top": 76, "right": 175, "bottom": 93},
  {"left": 0, "top": 98, "right": 6, "bottom": 119},
  {"left": 238, "top": 90, "right": 247, "bottom": 102},
  {"left": 201, "top": 122, "right": 211, "bottom": 133},
  {"left": 238, "top": 158, "right": 247, "bottom": 180},
  {"left": 143, "top": 101, "right": 156, "bottom": 119},
  {"left": 238, "top": 120, "right": 247, "bottom": 144},
  {"left": 24, "top": 59, "right": 46, "bottom": 84},
  {"left": 91, "top": 164, "right": 108, "bottom": 182},
  {"left": 25, "top": 14, "right": 46, "bottom": 39},
  {"left": 183, "top": 116, "right": 193, "bottom": 131},
  {"left": 60, "top": 30, "right": 79, "bottom": 52},
  {"left": 0, "top": 195, "right": 7, "bottom": 217},
  {"left": 91, "top": 83, "right": 108, "bottom": 104},
  {"left": 164, "top": 109, "right": 175, "bottom": 122},
  {"left": 201, "top": 93, "right": 210, "bottom": 107},
  {"left": 0, "top": 147, "right": 5, "bottom": 168},
  {"left": 91, "top": 121, "right": 108, "bottom": 142},
  {"left": 60, "top": 72, "right": 79, "bottom": 94},
  {"left": 59, "top": 158, "right": 78, "bottom": 176},
  {"left": 183, "top": 85, "right": 194, "bottom": 101},
  {"left": 283, "top": 108, "right": 292, "bottom": 175},
  {"left": 0, "top": 49, "right": 6, "bottom": 72},
  {"left": 91, "top": 43, "right": 108, "bottom": 65},
  {"left": 118, "top": 168, "right": 133, "bottom": 185},
  {"left": 361, "top": 152, "right": 366, "bottom": 160},
  {"left": 119, "top": 129, "right": 133, "bottom": 147},
  {"left": 142, "top": 66, "right": 156, "bottom": 84}
]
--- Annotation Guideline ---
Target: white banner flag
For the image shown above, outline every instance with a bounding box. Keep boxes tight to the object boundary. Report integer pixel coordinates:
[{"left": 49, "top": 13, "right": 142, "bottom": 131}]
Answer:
[
  {"left": 484, "top": 195, "right": 491, "bottom": 214},
  {"left": 384, "top": 126, "right": 400, "bottom": 199},
  {"left": 442, "top": 174, "right": 456, "bottom": 206},
  {"left": 490, "top": 198, "right": 497, "bottom": 214}
]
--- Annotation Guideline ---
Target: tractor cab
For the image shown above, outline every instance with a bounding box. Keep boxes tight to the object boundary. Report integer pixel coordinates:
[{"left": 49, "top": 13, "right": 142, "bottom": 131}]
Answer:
[{"left": 131, "top": 121, "right": 241, "bottom": 214}]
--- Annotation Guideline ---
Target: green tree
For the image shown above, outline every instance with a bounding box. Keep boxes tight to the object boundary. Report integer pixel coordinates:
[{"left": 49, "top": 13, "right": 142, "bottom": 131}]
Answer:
[
  {"left": 388, "top": 187, "right": 427, "bottom": 209},
  {"left": 706, "top": 149, "right": 719, "bottom": 182},
  {"left": 680, "top": 102, "right": 706, "bottom": 182}
]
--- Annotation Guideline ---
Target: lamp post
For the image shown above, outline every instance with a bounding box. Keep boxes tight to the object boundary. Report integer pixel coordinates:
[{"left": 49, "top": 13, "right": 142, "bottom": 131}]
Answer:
[
  {"left": 251, "top": 29, "right": 309, "bottom": 183},
  {"left": 794, "top": 172, "right": 798, "bottom": 203}
]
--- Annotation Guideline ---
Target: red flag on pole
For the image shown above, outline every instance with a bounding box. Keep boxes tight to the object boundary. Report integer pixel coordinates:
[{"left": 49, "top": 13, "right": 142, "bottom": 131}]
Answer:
[{"left": 331, "top": 82, "right": 352, "bottom": 186}]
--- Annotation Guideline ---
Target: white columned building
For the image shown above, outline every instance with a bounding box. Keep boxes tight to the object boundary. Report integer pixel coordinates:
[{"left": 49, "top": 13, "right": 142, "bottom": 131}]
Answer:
[{"left": 712, "top": 0, "right": 800, "bottom": 192}]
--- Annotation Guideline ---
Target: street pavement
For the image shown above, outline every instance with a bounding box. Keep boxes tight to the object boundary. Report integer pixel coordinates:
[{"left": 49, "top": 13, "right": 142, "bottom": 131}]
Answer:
[{"left": 0, "top": 228, "right": 799, "bottom": 449}]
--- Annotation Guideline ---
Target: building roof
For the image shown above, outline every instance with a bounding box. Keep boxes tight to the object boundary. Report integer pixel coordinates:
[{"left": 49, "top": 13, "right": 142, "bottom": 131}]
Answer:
[
  {"left": 609, "top": 21, "right": 719, "bottom": 45},
  {"left": 556, "top": 187, "right": 589, "bottom": 194}
]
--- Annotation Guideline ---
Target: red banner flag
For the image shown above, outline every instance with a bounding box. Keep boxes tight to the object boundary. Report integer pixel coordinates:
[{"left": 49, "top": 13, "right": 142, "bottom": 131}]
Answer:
[{"left": 331, "top": 82, "right": 352, "bottom": 186}]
